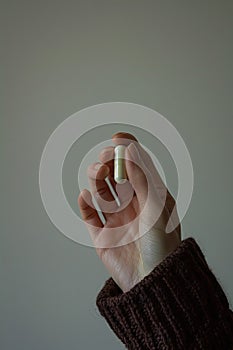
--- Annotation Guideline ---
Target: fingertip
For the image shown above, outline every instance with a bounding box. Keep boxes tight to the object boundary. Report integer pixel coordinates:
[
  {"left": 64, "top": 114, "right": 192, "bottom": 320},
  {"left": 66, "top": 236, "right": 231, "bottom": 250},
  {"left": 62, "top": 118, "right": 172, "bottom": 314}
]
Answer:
[
  {"left": 112, "top": 132, "right": 138, "bottom": 146},
  {"left": 99, "top": 146, "right": 114, "bottom": 163},
  {"left": 87, "top": 162, "right": 110, "bottom": 180},
  {"left": 97, "top": 163, "right": 110, "bottom": 178},
  {"left": 78, "top": 188, "right": 91, "bottom": 208}
]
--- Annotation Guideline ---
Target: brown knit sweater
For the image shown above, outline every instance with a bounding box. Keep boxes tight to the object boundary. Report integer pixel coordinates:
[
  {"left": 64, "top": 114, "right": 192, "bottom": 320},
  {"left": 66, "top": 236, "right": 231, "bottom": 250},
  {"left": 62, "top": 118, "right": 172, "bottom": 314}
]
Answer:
[{"left": 96, "top": 238, "right": 233, "bottom": 349}]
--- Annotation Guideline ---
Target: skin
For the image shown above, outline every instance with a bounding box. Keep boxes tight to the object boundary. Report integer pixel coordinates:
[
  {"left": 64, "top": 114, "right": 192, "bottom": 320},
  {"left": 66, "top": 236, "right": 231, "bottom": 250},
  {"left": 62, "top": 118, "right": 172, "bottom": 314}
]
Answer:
[{"left": 78, "top": 132, "right": 181, "bottom": 292}]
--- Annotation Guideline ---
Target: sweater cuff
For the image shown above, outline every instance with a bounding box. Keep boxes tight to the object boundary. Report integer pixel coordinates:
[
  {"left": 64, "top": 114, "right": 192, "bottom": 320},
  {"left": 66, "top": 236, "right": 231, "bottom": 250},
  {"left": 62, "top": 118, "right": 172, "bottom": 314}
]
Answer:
[{"left": 96, "top": 237, "right": 233, "bottom": 349}]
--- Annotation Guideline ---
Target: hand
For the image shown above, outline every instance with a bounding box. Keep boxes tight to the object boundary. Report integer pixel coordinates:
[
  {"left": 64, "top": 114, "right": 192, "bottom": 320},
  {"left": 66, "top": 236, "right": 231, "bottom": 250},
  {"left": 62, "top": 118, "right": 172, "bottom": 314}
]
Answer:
[{"left": 78, "top": 132, "right": 181, "bottom": 292}]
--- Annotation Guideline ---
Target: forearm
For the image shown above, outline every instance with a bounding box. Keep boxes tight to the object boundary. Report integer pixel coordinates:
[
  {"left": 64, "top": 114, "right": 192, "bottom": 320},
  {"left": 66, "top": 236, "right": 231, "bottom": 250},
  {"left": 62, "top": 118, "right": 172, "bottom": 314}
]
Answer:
[{"left": 96, "top": 238, "right": 233, "bottom": 349}]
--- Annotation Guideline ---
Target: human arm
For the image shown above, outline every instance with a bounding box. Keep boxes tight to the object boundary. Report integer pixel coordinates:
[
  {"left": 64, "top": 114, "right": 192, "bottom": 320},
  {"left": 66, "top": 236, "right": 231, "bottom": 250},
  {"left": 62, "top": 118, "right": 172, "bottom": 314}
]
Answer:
[
  {"left": 78, "top": 132, "right": 233, "bottom": 349},
  {"left": 96, "top": 237, "right": 233, "bottom": 349}
]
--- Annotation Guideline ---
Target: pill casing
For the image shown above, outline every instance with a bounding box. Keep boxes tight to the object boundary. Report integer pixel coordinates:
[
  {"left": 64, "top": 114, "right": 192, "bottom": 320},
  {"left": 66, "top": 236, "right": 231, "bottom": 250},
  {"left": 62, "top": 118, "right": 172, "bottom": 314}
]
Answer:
[{"left": 114, "top": 145, "right": 127, "bottom": 184}]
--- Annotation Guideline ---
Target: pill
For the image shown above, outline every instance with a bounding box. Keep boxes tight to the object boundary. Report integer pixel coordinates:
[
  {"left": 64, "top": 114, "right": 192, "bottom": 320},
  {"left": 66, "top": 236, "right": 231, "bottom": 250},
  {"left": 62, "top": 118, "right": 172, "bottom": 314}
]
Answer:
[{"left": 114, "top": 145, "right": 127, "bottom": 184}]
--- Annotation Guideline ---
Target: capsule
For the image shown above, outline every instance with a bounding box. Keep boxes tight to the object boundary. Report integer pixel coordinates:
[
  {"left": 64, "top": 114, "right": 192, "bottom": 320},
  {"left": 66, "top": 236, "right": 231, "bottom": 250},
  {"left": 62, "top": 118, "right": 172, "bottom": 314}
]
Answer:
[{"left": 114, "top": 145, "right": 127, "bottom": 184}]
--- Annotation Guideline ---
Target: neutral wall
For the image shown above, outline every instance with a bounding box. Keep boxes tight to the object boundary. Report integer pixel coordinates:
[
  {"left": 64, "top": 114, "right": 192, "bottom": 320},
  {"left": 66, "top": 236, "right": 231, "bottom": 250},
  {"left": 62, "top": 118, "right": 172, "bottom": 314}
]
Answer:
[{"left": 1, "top": 1, "right": 233, "bottom": 349}]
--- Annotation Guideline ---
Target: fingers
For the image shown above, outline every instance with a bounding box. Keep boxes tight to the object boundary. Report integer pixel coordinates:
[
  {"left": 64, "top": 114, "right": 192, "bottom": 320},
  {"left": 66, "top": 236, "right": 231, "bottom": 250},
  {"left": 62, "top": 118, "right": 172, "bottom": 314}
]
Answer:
[
  {"left": 115, "top": 133, "right": 179, "bottom": 234},
  {"left": 114, "top": 133, "right": 168, "bottom": 216},
  {"left": 112, "top": 132, "right": 152, "bottom": 205},
  {"left": 111, "top": 132, "right": 159, "bottom": 208},
  {"left": 87, "top": 162, "right": 115, "bottom": 203},
  {"left": 99, "top": 146, "right": 114, "bottom": 178},
  {"left": 113, "top": 132, "right": 167, "bottom": 192},
  {"left": 78, "top": 189, "right": 103, "bottom": 230},
  {"left": 115, "top": 133, "right": 164, "bottom": 186},
  {"left": 125, "top": 142, "right": 149, "bottom": 207},
  {"left": 79, "top": 132, "right": 180, "bottom": 240},
  {"left": 99, "top": 133, "right": 138, "bottom": 179}
]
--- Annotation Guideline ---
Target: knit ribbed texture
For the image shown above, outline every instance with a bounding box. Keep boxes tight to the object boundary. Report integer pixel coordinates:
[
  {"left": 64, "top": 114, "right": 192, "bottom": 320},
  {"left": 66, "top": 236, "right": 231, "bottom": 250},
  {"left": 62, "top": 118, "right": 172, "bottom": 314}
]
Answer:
[{"left": 96, "top": 238, "right": 233, "bottom": 349}]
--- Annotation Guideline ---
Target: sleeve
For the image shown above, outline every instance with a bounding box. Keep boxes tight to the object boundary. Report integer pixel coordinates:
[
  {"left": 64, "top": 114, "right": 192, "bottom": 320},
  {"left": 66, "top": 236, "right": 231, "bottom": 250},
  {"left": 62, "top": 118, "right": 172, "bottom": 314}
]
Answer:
[{"left": 96, "top": 237, "right": 233, "bottom": 349}]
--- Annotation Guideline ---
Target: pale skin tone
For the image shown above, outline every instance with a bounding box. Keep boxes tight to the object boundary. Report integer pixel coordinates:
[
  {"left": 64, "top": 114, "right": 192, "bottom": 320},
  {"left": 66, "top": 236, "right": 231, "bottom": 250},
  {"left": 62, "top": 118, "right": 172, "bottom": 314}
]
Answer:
[{"left": 78, "top": 132, "right": 181, "bottom": 292}]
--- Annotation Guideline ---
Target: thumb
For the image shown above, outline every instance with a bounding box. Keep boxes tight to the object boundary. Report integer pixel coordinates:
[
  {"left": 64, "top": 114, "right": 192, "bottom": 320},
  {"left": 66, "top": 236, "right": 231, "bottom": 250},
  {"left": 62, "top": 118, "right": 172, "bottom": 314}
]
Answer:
[{"left": 125, "top": 142, "right": 149, "bottom": 207}]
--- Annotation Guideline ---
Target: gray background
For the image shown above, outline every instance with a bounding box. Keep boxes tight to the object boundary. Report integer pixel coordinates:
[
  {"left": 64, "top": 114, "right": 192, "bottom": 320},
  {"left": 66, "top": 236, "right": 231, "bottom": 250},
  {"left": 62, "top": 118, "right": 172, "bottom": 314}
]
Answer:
[{"left": 1, "top": 1, "right": 233, "bottom": 349}]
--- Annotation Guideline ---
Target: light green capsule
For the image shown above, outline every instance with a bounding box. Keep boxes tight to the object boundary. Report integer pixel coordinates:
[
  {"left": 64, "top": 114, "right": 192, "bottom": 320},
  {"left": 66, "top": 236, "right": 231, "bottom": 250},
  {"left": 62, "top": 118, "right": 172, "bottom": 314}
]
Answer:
[{"left": 114, "top": 145, "right": 127, "bottom": 184}]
